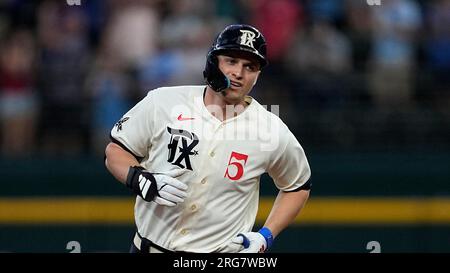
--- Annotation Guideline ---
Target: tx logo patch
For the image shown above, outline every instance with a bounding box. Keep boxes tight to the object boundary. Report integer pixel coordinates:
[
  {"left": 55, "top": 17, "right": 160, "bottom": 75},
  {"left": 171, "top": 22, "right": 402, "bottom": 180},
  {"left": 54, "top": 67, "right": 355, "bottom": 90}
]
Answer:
[
  {"left": 114, "top": 117, "right": 129, "bottom": 132},
  {"left": 167, "top": 127, "right": 199, "bottom": 170}
]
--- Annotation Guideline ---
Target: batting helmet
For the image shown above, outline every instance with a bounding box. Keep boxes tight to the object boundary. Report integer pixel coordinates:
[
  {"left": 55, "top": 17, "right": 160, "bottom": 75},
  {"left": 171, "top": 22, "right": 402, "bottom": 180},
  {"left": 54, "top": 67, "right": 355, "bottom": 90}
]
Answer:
[{"left": 203, "top": 24, "right": 268, "bottom": 92}]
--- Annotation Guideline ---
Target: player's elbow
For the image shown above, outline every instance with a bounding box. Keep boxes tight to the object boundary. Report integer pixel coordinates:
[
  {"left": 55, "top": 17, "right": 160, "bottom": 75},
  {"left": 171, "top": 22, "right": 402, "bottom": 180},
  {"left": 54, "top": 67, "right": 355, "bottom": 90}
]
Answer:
[{"left": 104, "top": 142, "right": 117, "bottom": 170}]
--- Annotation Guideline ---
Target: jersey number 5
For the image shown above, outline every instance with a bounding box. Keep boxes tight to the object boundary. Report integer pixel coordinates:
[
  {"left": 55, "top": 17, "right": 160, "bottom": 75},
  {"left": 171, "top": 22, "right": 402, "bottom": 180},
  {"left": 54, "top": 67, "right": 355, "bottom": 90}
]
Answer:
[{"left": 224, "top": 152, "right": 249, "bottom": 181}]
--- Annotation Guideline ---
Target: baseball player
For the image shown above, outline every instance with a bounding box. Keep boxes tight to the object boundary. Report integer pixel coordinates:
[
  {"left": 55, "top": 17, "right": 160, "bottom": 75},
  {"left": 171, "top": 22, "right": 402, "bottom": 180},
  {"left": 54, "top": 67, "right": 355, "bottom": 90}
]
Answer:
[{"left": 104, "top": 24, "right": 311, "bottom": 253}]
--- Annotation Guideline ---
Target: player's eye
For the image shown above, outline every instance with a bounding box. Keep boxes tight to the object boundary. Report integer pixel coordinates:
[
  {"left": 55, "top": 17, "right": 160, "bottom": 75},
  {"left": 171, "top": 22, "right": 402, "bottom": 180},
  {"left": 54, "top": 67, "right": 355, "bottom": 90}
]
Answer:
[
  {"left": 226, "top": 58, "right": 237, "bottom": 65},
  {"left": 245, "top": 64, "right": 258, "bottom": 72}
]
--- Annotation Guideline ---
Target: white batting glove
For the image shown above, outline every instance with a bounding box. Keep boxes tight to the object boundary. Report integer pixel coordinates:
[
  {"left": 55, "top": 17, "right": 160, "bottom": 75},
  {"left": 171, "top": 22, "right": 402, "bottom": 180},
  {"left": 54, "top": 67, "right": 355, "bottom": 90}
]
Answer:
[
  {"left": 152, "top": 169, "right": 188, "bottom": 206},
  {"left": 126, "top": 167, "right": 188, "bottom": 206},
  {"left": 231, "top": 227, "right": 274, "bottom": 253}
]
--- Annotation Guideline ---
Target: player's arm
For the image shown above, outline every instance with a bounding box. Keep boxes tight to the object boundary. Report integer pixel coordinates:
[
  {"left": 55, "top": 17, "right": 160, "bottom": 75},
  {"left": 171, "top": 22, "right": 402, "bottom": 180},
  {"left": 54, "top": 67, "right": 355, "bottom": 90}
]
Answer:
[
  {"left": 105, "top": 141, "right": 188, "bottom": 207},
  {"left": 105, "top": 91, "right": 189, "bottom": 207},
  {"left": 263, "top": 188, "right": 310, "bottom": 238},
  {"left": 231, "top": 187, "right": 310, "bottom": 253},
  {"left": 105, "top": 142, "right": 140, "bottom": 185}
]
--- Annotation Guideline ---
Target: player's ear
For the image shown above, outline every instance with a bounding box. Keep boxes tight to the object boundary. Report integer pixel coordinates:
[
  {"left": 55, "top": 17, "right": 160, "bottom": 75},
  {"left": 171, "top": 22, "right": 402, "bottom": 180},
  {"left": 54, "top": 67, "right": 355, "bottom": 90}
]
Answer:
[
  {"left": 252, "top": 72, "right": 260, "bottom": 87},
  {"left": 204, "top": 53, "right": 231, "bottom": 92}
]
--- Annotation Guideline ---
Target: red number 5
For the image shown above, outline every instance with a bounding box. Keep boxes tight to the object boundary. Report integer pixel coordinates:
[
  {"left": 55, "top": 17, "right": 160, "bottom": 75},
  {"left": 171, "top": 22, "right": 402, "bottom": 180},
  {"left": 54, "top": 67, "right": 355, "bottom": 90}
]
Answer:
[{"left": 224, "top": 152, "right": 249, "bottom": 181}]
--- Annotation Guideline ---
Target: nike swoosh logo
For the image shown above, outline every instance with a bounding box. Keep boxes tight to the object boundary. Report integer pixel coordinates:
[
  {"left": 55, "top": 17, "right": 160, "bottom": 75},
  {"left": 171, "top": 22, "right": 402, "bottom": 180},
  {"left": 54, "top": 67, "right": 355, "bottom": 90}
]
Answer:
[{"left": 177, "top": 114, "right": 195, "bottom": 121}]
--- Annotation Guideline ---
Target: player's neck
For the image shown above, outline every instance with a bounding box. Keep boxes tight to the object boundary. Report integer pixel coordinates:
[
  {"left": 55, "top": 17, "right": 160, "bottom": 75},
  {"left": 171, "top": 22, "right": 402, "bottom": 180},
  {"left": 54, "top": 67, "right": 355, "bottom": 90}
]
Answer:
[{"left": 204, "top": 87, "right": 248, "bottom": 122}]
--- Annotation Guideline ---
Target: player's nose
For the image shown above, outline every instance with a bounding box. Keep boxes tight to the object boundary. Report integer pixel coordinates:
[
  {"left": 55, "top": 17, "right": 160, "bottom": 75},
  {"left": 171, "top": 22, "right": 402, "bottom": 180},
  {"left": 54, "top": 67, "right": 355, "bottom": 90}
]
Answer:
[{"left": 231, "top": 65, "right": 243, "bottom": 79}]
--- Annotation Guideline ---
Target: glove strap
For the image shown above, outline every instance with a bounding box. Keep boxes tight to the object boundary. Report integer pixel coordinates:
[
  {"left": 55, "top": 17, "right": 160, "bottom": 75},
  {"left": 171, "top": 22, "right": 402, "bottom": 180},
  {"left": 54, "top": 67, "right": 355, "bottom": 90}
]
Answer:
[
  {"left": 126, "top": 166, "right": 158, "bottom": 201},
  {"left": 125, "top": 166, "right": 145, "bottom": 191},
  {"left": 258, "top": 227, "right": 274, "bottom": 249}
]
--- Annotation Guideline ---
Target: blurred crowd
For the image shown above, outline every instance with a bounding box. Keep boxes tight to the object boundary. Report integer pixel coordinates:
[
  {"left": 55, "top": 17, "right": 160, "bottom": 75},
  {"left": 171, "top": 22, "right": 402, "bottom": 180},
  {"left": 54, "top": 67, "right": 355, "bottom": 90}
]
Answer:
[{"left": 0, "top": 0, "right": 449, "bottom": 158}]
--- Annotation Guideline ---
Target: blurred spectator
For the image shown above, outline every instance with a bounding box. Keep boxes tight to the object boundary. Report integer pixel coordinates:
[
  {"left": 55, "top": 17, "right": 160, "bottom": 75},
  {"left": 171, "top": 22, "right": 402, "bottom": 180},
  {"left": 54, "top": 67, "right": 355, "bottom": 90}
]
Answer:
[
  {"left": 0, "top": 0, "right": 39, "bottom": 29},
  {"left": 305, "top": 0, "right": 345, "bottom": 24},
  {"left": 367, "top": 0, "right": 422, "bottom": 108},
  {"left": 425, "top": 0, "right": 450, "bottom": 101},
  {"left": 344, "top": 0, "right": 373, "bottom": 72},
  {"left": 0, "top": 29, "right": 38, "bottom": 157},
  {"left": 37, "top": 1, "right": 91, "bottom": 155},
  {"left": 284, "top": 18, "right": 352, "bottom": 109},
  {"left": 86, "top": 41, "right": 132, "bottom": 156},
  {"left": 247, "top": 0, "right": 304, "bottom": 63},
  {"left": 287, "top": 19, "right": 352, "bottom": 74},
  {"left": 214, "top": 0, "right": 247, "bottom": 22},
  {"left": 159, "top": 0, "right": 211, "bottom": 47},
  {"left": 79, "top": 0, "right": 108, "bottom": 47},
  {"left": 103, "top": 0, "right": 159, "bottom": 69},
  {"left": 137, "top": 0, "right": 214, "bottom": 92}
]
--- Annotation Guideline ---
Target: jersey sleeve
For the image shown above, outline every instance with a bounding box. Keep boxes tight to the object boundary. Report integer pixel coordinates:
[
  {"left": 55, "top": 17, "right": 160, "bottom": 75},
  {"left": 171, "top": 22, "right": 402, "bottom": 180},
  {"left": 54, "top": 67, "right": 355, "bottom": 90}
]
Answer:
[
  {"left": 267, "top": 128, "right": 311, "bottom": 192},
  {"left": 110, "top": 91, "right": 156, "bottom": 161}
]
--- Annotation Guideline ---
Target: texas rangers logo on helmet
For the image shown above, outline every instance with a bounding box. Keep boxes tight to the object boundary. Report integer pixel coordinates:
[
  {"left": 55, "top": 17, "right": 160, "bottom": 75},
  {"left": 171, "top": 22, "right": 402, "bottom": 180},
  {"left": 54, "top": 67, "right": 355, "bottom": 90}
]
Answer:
[{"left": 239, "top": 29, "right": 258, "bottom": 49}]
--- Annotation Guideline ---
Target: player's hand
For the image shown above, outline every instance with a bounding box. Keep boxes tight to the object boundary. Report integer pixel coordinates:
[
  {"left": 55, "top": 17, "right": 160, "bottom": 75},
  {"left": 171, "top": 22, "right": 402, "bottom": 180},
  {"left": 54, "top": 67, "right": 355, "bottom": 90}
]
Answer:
[
  {"left": 126, "top": 166, "right": 188, "bottom": 206},
  {"left": 152, "top": 169, "right": 188, "bottom": 206},
  {"left": 231, "top": 227, "right": 274, "bottom": 253}
]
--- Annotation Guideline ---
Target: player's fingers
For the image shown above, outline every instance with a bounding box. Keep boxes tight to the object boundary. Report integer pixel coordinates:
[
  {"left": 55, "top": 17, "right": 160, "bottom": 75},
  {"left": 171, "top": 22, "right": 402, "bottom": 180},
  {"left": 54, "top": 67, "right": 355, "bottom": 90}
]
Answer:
[
  {"left": 239, "top": 248, "right": 253, "bottom": 253},
  {"left": 231, "top": 236, "right": 244, "bottom": 245},
  {"left": 154, "top": 196, "right": 176, "bottom": 207},
  {"left": 224, "top": 240, "right": 245, "bottom": 253},
  {"left": 161, "top": 176, "right": 188, "bottom": 191},
  {"left": 163, "top": 168, "right": 189, "bottom": 178},
  {"left": 162, "top": 184, "right": 188, "bottom": 198},
  {"left": 238, "top": 234, "right": 250, "bottom": 248},
  {"left": 159, "top": 191, "right": 185, "bottom": 204}
]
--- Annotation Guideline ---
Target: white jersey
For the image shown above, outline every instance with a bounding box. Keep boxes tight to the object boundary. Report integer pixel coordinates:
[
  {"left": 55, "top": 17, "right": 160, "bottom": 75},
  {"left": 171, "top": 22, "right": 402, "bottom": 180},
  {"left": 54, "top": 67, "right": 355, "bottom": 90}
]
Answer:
[{"left": 110, "top": 85, "right": 311, "bottom": 252}]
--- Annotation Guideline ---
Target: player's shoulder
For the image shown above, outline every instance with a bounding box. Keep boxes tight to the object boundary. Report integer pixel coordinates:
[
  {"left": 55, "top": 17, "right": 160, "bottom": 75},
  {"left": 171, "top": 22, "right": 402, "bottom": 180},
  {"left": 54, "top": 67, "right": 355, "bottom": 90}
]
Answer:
[
  {"left": 249, "top": 97, "right": 298, "bottom": 147},
  {"left": 140, "top": 85, "right": 204, "bottom": 108},
  {"left": 249, "top": 97, "right": 289, "bottom": 129},
  {"left": 148, "top": 85, "right": 204, "bottom": 98}
]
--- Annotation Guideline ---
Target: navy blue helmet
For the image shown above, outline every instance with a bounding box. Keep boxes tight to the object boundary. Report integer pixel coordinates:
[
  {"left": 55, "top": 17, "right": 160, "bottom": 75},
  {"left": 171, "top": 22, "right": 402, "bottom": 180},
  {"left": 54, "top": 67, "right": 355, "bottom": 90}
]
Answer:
[{"left": 203, "top": 24, "right": 268, "bottom": 92}]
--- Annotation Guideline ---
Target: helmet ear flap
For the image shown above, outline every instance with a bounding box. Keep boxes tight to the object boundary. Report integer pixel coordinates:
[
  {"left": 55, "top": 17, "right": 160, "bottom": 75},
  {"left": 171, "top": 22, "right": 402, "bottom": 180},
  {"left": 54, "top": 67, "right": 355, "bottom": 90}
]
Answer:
[{"left": 203, "top": 52, "right": 230, "bottom": 92}]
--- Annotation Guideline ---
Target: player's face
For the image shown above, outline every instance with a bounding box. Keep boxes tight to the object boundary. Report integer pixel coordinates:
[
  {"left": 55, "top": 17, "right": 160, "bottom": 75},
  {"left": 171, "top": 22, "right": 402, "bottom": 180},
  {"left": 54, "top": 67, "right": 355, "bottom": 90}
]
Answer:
[{"left": 217, "top": 52, "right": 261, "bottom": 104}]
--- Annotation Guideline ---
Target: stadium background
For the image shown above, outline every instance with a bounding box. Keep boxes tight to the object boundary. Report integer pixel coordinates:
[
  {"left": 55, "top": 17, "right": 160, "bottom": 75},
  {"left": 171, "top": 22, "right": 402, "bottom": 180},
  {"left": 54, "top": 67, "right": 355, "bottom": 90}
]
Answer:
[{"left": 0, "top": 0, "right": 449, "bottom": 252}]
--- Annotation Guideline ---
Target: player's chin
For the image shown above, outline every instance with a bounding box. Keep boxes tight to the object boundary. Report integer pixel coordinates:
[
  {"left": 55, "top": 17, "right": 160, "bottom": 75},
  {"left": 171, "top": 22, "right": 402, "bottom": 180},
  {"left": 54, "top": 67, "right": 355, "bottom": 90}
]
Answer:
[
  {"left": 226, "top": 86, "right": 248, "bottom": 96},
  {"left": 223, "top": 89, "right": 244, "bottom": 103}
]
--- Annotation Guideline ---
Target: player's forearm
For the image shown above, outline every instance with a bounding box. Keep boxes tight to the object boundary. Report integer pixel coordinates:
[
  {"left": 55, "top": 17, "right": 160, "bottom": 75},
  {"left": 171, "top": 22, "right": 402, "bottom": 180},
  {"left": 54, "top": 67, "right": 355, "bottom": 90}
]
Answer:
[
  {"left": 105, "top": 142, "right": 140, "bottom": 184},
  {"left": 263, "top": 189, "right": 310, "bottom": 238}
]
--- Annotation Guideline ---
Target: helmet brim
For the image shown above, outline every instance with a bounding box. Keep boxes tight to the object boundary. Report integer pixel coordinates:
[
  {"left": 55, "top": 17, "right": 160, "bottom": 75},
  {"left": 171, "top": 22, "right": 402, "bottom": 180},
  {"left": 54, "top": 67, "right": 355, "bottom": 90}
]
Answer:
[{"left": 211, "top": 47, "right": 268, "bottom": 68}]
